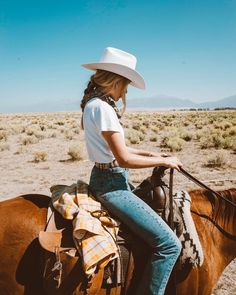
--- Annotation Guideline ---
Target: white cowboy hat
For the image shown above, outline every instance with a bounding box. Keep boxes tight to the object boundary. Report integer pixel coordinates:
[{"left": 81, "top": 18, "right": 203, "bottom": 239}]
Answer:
[{"left": 81, "top": 47, "right": 145, "bottom": 89}]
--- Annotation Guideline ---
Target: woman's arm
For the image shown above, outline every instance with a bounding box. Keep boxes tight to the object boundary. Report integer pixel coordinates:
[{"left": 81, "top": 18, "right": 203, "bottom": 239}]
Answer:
[
  {"left": 127, "top": 146, "right": 168, "bottom": 157},
  {"left": 102, "top": 131, "right": 182, "bottom": 171}
]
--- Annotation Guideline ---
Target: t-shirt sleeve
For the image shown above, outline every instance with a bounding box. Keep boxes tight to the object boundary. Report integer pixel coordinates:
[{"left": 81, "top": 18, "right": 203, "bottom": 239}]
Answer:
[{"left": 93, "top": 102, "right": 122, "bottom": 133}]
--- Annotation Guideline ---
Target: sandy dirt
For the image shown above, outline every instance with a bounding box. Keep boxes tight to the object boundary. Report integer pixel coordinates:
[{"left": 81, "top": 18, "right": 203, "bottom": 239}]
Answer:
[{"left": 0, "top": 110, "right": 235, "bottom": 294}]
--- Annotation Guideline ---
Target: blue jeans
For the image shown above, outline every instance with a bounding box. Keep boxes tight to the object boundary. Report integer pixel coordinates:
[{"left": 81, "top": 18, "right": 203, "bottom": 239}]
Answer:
[{"left": 89, "top": 166, "right": 181, "bottom": 295}]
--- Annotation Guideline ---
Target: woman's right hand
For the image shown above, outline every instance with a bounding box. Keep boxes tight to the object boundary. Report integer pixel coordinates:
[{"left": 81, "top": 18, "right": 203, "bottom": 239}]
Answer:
[{"left": 162, "top": 156, "right": 183, "bottom": 172}]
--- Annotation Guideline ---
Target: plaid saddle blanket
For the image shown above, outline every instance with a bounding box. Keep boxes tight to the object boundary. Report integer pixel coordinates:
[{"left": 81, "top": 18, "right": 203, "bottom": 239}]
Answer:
[{"left": 51, "top": 180, "right": 119, "bottom": 276}]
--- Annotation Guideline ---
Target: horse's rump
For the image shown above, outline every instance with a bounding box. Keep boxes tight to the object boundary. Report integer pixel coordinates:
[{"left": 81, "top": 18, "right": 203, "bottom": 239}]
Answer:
[{"left": 0, "top": 194, "right": 50, "bottom": 295}]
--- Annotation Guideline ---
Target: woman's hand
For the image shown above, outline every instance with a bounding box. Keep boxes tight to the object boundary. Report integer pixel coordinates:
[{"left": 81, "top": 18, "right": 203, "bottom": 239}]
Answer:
[{"left": 162, "top": 156, "right": 183, "bottom": 172}]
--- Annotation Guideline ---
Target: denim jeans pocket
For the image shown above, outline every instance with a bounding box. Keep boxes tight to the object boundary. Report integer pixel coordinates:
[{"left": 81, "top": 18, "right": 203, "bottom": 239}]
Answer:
[{"left": 109, "top": 173, "right": 129, "bottom": 191}]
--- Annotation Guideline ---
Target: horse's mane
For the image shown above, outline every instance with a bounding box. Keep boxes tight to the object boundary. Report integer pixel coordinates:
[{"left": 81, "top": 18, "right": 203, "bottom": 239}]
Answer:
[{"left": 190, "top": 188, "right": 236, "bottom": 236}]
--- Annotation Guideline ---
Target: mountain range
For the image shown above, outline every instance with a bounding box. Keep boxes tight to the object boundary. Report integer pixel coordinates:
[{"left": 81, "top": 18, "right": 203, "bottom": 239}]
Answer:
[
  {"left": 127, "top": 94, "right": 236, "bottom": 110},
  {"left": 1, "top": 95, "right": 235, "bottom": 113}
]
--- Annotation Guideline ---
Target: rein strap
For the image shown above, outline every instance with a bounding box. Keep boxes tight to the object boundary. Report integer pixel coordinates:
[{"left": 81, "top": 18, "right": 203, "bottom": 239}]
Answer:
[{"left": 179, "top": 167, "right": 236, "bottom": 208}]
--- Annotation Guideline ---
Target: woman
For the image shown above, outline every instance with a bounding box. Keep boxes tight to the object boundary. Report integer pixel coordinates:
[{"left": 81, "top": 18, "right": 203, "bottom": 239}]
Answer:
[{"left": 81, "top": 47, "right": 182, "bottom": 295}]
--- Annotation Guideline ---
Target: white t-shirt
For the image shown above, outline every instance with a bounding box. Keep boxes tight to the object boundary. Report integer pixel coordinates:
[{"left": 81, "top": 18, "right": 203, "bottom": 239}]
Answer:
[{"left": 83, "top": 97, "right": 124, "bottom": 163}]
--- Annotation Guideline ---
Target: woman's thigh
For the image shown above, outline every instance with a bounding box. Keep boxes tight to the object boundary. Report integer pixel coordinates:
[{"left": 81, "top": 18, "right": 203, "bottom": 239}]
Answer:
[{"left": 96, "top": 190, "right": 178, "bottom": 249}]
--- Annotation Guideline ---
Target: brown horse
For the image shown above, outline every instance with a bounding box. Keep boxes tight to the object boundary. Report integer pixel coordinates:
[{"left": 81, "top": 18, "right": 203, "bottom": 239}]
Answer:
[{"left": 0, "top": 184, "right": 235, "bottom": 294}]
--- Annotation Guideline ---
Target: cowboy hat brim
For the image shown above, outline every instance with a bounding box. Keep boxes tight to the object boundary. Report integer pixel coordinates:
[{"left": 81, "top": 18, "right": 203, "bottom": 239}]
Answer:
[{"left": 81, "top": 62, "right": 145, "bottom": 90}]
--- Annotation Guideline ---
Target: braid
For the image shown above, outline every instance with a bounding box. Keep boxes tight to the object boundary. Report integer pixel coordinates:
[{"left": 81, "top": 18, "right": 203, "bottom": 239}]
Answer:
[
  {"left": 81, "top": 70, "right": 129, "bottom": 129},
  {"left": 80, "top": 75, "right": 96, "bottom": 112}
]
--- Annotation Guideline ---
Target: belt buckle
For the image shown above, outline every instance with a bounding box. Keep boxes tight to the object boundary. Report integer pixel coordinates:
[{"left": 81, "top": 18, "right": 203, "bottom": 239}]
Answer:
[{"left": 111, "top": 160, "right": 116, "bottom": 168}]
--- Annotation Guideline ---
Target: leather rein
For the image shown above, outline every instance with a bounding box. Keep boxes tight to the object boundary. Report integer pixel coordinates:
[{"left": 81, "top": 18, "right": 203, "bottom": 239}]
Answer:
[{"left": 179, "top": 167, "right": 236, "bottom": 208}]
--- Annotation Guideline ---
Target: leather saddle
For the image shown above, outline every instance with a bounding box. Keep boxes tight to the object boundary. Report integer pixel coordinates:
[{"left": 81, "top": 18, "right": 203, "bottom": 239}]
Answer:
[{"left": 38, "top": 166, "right": 183, "bottom": 295}]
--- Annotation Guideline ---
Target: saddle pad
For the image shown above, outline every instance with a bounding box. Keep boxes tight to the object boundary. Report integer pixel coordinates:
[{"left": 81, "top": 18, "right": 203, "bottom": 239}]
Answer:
[{"left": 174, "top": 190, "right": 204, "bottom": 268}]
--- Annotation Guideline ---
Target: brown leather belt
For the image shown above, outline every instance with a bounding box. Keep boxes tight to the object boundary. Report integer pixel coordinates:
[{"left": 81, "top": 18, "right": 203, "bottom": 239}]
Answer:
[{"left": 95, "top": 159, "right": 119, "bottom": 170}]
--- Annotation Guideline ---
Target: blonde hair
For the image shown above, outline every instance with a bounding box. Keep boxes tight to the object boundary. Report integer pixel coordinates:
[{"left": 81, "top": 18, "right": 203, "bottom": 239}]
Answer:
[{"left": 80, "top": 70, "right": 130, "bottom": 128}]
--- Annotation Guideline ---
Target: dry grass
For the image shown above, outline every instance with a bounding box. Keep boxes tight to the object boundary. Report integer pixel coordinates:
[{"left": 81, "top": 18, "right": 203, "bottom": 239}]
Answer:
[
  {"left": 0, "top": 130, "right": 8, "bottom": 141},
  {"left": 204, "top": 150, "right": 228, "bottom": 168},
  {"left": 33, "top": 150, "right": 48, "bottom": 163},
  {"left": 21, "top": 135, "right": 39, "bottom": 145},
  {"left": 68, "top": 143, "right": 84, "bottom": 161}
]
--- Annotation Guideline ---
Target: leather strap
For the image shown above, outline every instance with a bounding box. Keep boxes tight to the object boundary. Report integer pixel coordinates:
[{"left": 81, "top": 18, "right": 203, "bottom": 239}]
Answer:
[
  {"left": 45, "top": 202, "right": 55, "bottom": 231},
  {"left": 86, "top": 268, "right": 104, "bottom": 295},
  {"left": 179, "top": 167, "right": 236, "bottom": 207},
  {"left": 168, "top": 168, "right": 177, "bottom": 295},
  {"left": 169, "top": 169, "right": 174, "bottom": 230}
]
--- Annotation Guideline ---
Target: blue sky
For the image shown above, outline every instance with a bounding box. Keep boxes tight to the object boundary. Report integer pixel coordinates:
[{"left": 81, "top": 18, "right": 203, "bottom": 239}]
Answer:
[{"left": 0, "top": 0, "right": 236, "bottom": 111}]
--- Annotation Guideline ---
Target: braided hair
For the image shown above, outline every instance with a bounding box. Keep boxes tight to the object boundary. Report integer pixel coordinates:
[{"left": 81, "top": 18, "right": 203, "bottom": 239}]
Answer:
[{"left": 80, "top": 70, "right": 130, "bottom": 129}]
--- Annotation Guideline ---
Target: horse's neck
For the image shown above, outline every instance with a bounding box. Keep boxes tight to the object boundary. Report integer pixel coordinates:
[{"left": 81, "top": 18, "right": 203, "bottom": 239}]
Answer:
[{"left": 190, "top": 189, "right": 236, "bottom": 265}]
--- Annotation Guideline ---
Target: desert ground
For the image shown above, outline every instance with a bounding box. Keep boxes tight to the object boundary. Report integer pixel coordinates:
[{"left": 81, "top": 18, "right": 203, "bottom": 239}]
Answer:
[{"left": 0, "top": 109, "right": 235, "bottom": 294}]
